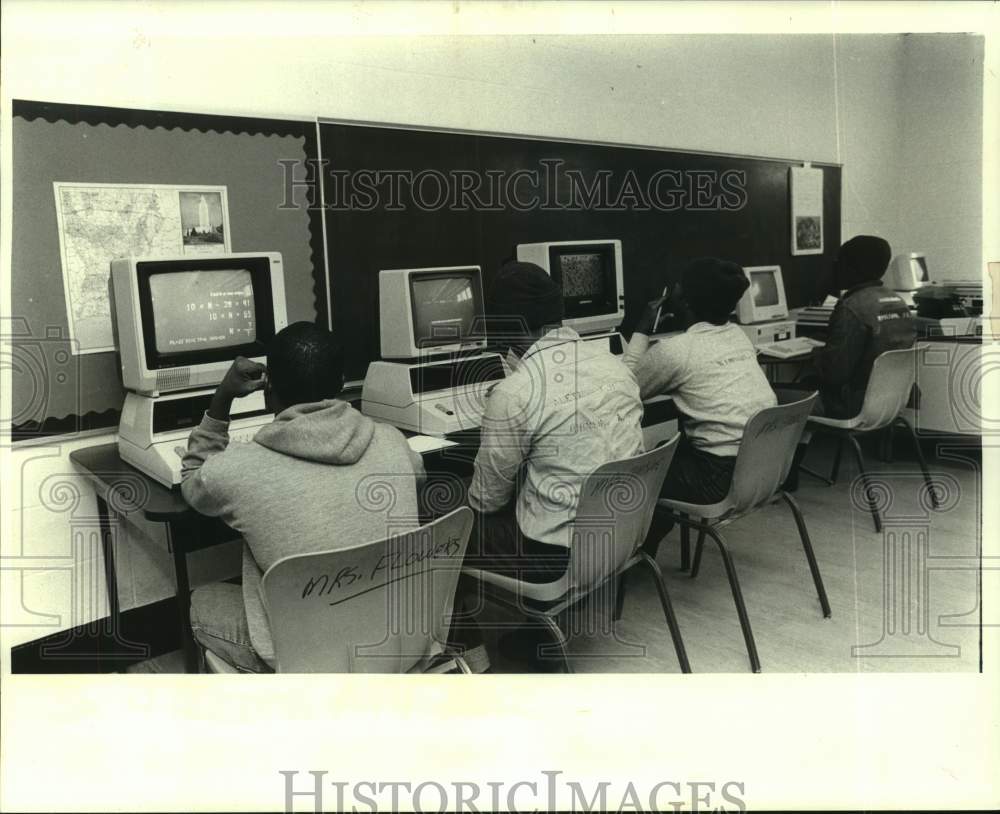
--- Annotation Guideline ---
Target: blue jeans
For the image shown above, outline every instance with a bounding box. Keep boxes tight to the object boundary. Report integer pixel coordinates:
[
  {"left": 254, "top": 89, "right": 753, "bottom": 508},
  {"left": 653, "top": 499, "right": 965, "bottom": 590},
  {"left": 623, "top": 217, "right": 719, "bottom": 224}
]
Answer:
[{"left": 189, "top": 582, "right": 274, "bottom": 673}]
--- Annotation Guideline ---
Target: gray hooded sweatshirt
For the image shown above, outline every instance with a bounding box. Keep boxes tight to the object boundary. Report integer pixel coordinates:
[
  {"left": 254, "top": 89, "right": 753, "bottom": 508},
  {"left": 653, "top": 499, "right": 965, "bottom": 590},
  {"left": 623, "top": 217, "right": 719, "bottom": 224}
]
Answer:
[{"left": 181, "top": 400, "right": 424, "bottom": 667}]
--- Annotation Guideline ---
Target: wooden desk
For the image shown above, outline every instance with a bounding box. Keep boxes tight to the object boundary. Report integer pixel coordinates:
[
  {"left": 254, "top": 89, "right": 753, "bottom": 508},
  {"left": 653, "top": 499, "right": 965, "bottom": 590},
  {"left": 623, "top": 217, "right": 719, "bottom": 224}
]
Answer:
[{"left": 69, "top": 444, "right": 241, "bottom": 672}]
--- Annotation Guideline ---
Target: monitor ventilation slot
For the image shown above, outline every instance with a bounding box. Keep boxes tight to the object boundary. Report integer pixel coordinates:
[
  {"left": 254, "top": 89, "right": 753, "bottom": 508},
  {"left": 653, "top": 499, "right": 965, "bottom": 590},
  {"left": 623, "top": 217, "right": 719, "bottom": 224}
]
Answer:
[{"left": 156, "top": 368, "right": 191, "bottom": 391}]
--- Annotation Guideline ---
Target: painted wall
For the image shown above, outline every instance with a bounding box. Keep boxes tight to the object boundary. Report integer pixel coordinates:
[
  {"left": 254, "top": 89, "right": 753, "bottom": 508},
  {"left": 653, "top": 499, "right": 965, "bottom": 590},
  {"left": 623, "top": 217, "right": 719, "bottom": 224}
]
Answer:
[
  {"left": 835, "top": 33, "right": 985, "bottom": 277},
  {"left": 836, "top": 35, "right": 907, "bottom": 252},
  {"left": 896, "top": 33, "right": 985, "bottom": 281},
  {"left": 4, "top": 19, "right": 842, "bottom": 162}
]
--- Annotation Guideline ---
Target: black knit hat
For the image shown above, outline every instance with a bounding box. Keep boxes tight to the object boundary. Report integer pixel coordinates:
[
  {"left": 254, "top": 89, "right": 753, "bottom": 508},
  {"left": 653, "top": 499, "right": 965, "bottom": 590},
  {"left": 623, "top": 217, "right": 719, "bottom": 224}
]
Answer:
[
  {"left": 488, "top": 261, "right": 564, "bottom": 331},
  {"left": 680, "top": 257, "right": 749, "bottom": 324},
  {"left": 836, "top": 235, "right": 892, "bottom": 289}
]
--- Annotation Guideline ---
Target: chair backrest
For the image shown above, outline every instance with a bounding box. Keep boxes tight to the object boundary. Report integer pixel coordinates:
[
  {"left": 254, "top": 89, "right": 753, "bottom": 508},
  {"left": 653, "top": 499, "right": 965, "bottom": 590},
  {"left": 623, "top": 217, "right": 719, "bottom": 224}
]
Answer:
[
  {"left": 855, "top": 347, "right": 918, "bottom": 430},
  {"left": 565, "top": 435, "right": 680, "bottom": 591},
  {"left": 728, "top": 394, "right": 817, "bottom": 513},
  {"left": 261, "top": 507, "right": 473, "bottom": 673}
]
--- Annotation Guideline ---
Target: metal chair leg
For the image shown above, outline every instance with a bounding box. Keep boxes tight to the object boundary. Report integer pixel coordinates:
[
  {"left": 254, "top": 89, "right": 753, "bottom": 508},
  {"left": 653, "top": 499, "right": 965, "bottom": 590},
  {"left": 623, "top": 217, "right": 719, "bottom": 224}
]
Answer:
[
  {"left": 848, "top": 434, "right": 882, "bottom": 533},
  {"left": 680, "top": 515, "right": 691, "bottom": 571},
  {"left": 829, "top": 435, "right": 844, "bottom": 483},
  {"left": 703, "top": 527, "right": 761, "bottom": 673},
  {"left": 896, "top": 415, "right": 938, "bottom": 508},
  {"left": 638, "top": 551, "right": 691, "bottom": 673},
  {"left": 799, "top": 431, "right": 836, "bottom": 485},
  {"left": 534, "top": 612, "right": 574, "bottom": 673},
  {"left": 781, "top": 492, "right": 832, "bottom": 617},
  {"left": 690, "top": 528, "right": 707, "bottom": 579},
  {"left": 613, "top": 574, "right": 627, "bottom": 621},
  {"left": 643, "top": 515, "right": 664, "bottom": 559},
  {"left": 883, "top": 423, "right": 896, "bottom": 463}
]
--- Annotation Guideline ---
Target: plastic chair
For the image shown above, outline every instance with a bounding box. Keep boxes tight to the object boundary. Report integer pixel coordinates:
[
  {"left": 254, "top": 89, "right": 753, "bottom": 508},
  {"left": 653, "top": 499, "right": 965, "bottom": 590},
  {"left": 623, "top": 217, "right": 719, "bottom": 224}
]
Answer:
[
  {"left": 205, "top": 508, "right": 474, "bottom": 673},
  {"left": 654, "top": 395, "right": 831, "bottom": 673},
  {"left": 800, "top": 347, "right": 938, "bottom": 532},
  {"left": 461, "top": 437, "right": 691, "bottom": 673}
]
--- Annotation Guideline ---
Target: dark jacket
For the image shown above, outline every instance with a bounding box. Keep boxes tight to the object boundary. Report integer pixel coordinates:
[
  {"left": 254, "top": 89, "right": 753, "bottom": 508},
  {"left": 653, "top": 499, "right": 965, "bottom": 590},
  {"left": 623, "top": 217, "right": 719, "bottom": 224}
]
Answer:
[{"left": 814, "top": 280, "right": 916, "bottom": 418}]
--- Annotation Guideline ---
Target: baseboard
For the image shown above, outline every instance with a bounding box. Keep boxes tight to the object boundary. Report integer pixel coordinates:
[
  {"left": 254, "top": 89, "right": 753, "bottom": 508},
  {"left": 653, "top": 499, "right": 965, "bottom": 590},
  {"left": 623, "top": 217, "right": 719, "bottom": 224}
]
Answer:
[{"left": 10, "top": 596, "right": 180, "bottom": 674}]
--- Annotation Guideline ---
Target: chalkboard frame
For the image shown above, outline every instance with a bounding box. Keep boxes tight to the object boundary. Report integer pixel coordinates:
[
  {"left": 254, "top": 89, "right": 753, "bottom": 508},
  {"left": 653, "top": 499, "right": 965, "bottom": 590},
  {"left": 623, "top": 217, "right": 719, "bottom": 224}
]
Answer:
[{"left": 318, "top": 117, "right": 842, "bottom": 383}]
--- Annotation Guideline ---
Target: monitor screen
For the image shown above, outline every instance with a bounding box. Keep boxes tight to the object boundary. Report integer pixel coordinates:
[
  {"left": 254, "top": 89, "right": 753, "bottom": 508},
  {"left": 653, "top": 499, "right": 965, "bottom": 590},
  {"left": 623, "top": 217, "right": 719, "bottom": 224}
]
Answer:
[
  {"left": 135, "top": 255, "right": 277, "bottom": 369},
  {"left": 913, "top": 256, "right": 929, "bottom": 282},
  {"left": 550, "top": 243, "right": 617, "bottom": 318},
  {"left": 558, "top": 252, "right": 606, "bottom": 299},
  {"left": 750, "top": 270, "right": 780, "bottom": 307},
  {"left": 149, "top": 269, "right": 256, "bottom": 354},
  {"left": 410, "top": 273, "right": 480, "bottom": 347}
]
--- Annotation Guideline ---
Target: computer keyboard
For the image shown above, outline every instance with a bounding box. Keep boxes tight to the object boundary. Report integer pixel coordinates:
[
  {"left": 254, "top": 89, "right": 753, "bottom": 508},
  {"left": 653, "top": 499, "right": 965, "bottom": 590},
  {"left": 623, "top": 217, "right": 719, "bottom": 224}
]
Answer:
[{"left": 757, "top": 336, "right": 825, "bottom": 358}]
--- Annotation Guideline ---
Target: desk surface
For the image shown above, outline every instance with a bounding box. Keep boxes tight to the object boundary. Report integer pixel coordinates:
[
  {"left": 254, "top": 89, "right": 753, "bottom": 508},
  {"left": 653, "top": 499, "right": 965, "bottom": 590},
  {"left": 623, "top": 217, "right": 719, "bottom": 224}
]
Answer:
[
  {"left": 756, "top": 348, "right": 820, "bottom": 365},
  {"left": 70, "top": 444, "right": 189, "bottom": 520},
  {"left": 71, "top": 392, "right": 681, "bottom": 510}
]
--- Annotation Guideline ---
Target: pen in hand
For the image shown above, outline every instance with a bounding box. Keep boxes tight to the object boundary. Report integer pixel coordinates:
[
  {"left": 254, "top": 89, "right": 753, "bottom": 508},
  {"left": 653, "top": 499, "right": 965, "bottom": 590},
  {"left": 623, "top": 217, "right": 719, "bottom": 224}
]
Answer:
[{"left": 652, "top": 285, "right": 670, "bottom": 333}]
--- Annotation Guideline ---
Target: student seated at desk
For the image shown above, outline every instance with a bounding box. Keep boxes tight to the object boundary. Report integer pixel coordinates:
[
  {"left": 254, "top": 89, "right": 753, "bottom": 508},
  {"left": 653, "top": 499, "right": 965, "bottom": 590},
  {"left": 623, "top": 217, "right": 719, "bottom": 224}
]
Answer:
[
  {"left": 466, "top": 261, "right": 645, "bottom": 576},
  {"left": 624, "top": 257, "right": 776, "bottom": 526},
  {"left": 180, "top": 322, "right": 424, "bottom": 672},
  {"left": 779, "top": 236, "right": 916, "bottom": 490},
  {"left": 453, "top": 261, "right": 643, "bottom": 666},
  {"left": 810, "top": 235, "right": 916, "bottom": 417}
]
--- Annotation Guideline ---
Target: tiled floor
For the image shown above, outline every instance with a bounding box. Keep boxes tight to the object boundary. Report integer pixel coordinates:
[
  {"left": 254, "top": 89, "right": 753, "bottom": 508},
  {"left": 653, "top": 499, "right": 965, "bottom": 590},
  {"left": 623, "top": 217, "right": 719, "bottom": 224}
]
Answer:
[{"left": 126, "top": 435, "right": 984, "bottom": 675}]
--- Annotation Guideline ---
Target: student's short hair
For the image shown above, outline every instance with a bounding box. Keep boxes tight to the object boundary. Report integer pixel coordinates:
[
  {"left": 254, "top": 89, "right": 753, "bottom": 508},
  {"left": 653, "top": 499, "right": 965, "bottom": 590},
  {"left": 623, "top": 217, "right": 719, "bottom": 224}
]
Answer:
[
  {"left": 488, "top": 261, "right": 564, "bottom": 331},
  {"left": 266, "top": 322, "right": 344, "bottom": 407},
  {"left": 680, "top": 257, "right": 749, "bottom": 325},
  {"left": 836, "top": 235, "right": 892, "bottom": 288}
]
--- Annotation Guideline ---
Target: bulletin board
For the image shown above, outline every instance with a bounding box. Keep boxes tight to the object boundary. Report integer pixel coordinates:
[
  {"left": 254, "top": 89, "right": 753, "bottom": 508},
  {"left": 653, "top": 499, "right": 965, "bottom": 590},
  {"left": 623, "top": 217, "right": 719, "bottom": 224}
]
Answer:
[
  {"left": 319, "top": 121, "right": 842, "bottom": 381},
  {"left": 9, "top": 100, "right": 325, "bottom": 439}
]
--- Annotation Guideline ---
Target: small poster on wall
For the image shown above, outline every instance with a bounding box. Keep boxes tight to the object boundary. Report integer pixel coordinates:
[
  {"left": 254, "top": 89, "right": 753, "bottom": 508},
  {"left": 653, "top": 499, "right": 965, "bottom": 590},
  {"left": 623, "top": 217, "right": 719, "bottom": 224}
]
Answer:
[
  {"left": 52, "top": 182, "right": 232, "bottom": 354},
  {"left": 179, "top": 190, "right": 228, "bottom": 253},
  {"left": 790, "top": 164, "right": 824, "bottom": 256}
]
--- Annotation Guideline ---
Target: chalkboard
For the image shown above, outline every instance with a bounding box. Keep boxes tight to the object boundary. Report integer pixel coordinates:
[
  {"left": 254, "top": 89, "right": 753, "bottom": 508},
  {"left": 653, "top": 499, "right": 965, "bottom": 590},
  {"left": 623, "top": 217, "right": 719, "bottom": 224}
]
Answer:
[
  {"left": 10, "top": 100, "right": 325, "bottom": 439},
  {"left": 320, "top": 122, "right": 841, "bottom": 381}
]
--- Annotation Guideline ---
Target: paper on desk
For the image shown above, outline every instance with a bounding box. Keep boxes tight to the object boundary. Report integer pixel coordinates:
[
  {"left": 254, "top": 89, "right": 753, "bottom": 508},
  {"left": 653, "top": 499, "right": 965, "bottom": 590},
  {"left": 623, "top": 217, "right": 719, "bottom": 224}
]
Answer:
[{"left": 407, "top": 435, "right": 458, "bottom": 453}]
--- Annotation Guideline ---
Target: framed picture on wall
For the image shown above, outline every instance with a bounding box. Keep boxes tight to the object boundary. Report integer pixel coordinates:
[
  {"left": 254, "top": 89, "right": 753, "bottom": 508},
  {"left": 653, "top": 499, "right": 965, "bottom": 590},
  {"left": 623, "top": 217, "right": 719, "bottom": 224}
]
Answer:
[
  {"left": 179, "top": 190, "right": 228, "bottom": 253},
  {"left": 790, "top": 165, "right": 824, "bottom": 256}
]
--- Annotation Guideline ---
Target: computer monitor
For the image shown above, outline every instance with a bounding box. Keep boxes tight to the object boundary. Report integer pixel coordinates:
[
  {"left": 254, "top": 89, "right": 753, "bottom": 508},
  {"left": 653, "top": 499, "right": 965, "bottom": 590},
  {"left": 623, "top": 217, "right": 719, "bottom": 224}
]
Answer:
[
  {"left": 515, "top": 239, "right": 625, "bottom": 335},
  {"left": 379, "top": 266, "right": 486, "bottom": 359},
  {"left": 735, "top": 265, "right": 789, "bottom": 324},
  {"left": 887, "top": 253, "right": 931, "bottom": 291},
  {"left": 111, "top": 252, "right": 288, "bottom": 395}
]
